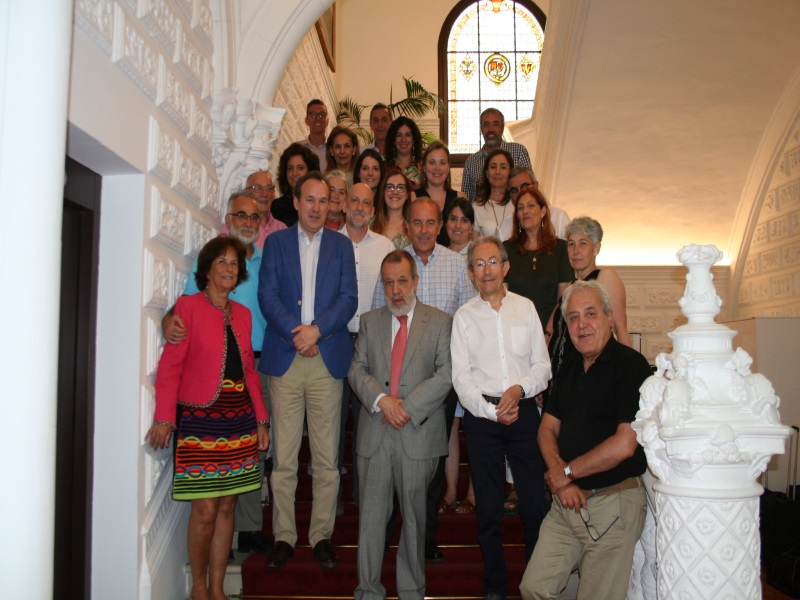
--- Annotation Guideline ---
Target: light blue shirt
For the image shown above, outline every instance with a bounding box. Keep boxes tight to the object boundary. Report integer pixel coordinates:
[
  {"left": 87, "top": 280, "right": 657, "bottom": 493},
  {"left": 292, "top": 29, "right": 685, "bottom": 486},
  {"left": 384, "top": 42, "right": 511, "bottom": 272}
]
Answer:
[{"left": 184, "top": 246, "right": 267, "bottom": 351}]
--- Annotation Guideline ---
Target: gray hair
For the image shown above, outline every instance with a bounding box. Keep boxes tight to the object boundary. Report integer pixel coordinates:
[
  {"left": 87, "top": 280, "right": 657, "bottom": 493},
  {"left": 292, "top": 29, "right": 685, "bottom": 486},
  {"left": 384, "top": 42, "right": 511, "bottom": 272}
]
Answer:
[
  {"left": 325, "top": 170, "right": 349, "bottom": 189},
  {"left": 566, "top": 216, "right": 603, "bottom": 244},
  {"left": 226, "top": 190, "right": 260, "bottom": 214},
  {"left": 561, "top": 279, "right": 612, "bottom": 320},
  {"left": 509, "top": 165, "right": 538, "bottom": 184},
  {"left": 467, "top": 235, "right": 508, "bottom": 271}
]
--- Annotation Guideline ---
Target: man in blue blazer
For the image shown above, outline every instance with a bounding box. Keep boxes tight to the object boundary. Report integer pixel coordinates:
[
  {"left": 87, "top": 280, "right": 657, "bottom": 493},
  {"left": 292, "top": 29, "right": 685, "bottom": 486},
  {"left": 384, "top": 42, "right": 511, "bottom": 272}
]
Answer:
[{"left": 258, "top": 171, "right": 358, "bottom": 569}]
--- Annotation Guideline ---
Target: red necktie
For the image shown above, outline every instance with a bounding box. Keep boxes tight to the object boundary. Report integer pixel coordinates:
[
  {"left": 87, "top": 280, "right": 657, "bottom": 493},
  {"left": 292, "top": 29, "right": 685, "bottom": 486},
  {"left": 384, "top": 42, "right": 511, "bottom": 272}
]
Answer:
[{"left": 389, "top": 315, "right": 408, "bottom": 398}]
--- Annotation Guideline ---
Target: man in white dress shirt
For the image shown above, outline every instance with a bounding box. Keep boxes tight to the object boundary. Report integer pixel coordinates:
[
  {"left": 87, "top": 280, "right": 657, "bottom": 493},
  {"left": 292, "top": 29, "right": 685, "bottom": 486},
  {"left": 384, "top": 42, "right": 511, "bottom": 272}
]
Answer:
[
  {"left": 337, "top": 183, "right": 395, "bottom": 508},
  {"left": 451, "top": 235, "right": 552, "bottom": 600}
]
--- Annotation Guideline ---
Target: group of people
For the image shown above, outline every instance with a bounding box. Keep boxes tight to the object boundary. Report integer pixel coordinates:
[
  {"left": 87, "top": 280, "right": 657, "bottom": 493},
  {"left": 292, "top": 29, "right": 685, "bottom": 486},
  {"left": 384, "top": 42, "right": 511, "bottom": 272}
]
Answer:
[{"left": 146, "top": 101, "right": 651, "bottom": 600}]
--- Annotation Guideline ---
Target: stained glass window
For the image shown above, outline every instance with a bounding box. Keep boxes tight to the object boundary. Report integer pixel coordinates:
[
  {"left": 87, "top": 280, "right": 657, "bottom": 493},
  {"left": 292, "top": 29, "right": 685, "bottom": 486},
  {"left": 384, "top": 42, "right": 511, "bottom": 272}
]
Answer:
[{"left": 439, "top": 0, "right": 545, "bottom": 159}]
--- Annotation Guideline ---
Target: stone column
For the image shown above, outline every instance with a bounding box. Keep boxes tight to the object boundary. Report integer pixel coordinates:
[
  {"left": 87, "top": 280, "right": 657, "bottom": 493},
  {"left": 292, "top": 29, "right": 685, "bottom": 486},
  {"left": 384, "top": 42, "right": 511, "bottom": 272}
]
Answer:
[
  {"left": 633, "top": 244, "right": 790, "bottom": 600},
  {"left": 0, "top": 2, "right": 74, "bottom": 598}
]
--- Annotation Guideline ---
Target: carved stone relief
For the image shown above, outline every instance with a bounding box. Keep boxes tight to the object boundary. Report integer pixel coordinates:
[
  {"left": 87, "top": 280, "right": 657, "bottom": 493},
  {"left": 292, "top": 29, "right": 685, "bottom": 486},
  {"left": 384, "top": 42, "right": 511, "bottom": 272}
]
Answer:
[
  {"left": 172, "top": 0, "right": 192, "bottom": 21},
  {"left": 144, "top": 249, "right": 170, "bottom": 310},
  {"left": 139, "top": 0, "right": 179, "bottom": 55},
  {"left": 75, "top": 0, "right": 115, "bottom": 53},
  {"left": 158, "top": 69, "right": 191, "bottom": 133},
  {"left": 173, "top": 268, "right": 189, "bottom": 306},
  {"left": 145, "top": 309, "right": 163, "bottom": 378},
  {"left": 193, "top": 0, "right": 213, "bottom": 52},
  {"left": 189, "top": 97, "right": 212, "bottom": 152},
  {"left": 149, "top": 185, "right": 186, "bottom": 253},
  {"left": 112, "top": 11, "right": 159, "bottom": 99},
  {"left": 272, "top": 31, "right": 337, "bottom": 161},
  {"left": 646, "top": 289, "right": 681, "bottom": 308},
  {"left": 174, "top": 150, "right": 204, "bottom": 205},
  {"left": 189, "top": 217, "right": 214, "bottom": 259},
  {"left": 175, "top": 30, "right": 204, "bottom": 92}
]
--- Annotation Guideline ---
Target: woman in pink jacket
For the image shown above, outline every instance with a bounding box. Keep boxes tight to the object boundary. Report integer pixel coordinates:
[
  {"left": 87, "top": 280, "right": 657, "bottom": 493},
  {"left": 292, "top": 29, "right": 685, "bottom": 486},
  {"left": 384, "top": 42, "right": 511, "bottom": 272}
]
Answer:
[{"left": 146, "top": 236, "right": 269, "bottom": 600}]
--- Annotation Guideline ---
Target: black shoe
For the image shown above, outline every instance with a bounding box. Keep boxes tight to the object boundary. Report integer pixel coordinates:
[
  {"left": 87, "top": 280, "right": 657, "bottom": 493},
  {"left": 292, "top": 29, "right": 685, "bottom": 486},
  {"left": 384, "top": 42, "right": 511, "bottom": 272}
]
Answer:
[
  {"left": 238, "top": 530, "right": 273, "bottom": 554},
  {"left": 313, "top": 538, "right": 339, "bottom": 569},
  {"left": 266, "top": 541, "right": 293, "bottom": 568},
  {"left": 425, "top": 540, "right": 444, "bottom": 562}
]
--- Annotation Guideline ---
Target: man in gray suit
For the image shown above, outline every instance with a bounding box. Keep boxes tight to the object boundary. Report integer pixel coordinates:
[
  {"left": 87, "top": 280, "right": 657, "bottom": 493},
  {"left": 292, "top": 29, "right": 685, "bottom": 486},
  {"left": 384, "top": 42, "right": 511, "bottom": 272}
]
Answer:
[{"left": 349, "top": 249, "right": 453, "bottom": 600}]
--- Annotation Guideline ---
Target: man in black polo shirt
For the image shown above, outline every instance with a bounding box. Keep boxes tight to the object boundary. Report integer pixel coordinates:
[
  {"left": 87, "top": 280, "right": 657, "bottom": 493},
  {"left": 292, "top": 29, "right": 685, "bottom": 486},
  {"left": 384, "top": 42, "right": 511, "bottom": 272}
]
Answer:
[{"left": 519, "top": 279, "right": 651, "bottom": 600}]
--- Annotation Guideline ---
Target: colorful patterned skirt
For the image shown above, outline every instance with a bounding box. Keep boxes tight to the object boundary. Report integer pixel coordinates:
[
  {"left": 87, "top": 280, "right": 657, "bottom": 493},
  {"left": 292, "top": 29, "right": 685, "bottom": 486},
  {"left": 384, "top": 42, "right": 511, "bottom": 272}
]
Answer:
[{"left": 173, "top": 379, "right": 261, "bottom": 500}]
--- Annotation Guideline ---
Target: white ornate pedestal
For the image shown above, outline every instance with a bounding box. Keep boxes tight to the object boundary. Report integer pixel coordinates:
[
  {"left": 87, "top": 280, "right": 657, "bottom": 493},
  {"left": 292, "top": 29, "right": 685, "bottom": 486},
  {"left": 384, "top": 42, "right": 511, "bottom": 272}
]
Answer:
[{"left": 632, "top": 244, "right": 790, "bottom": 599}]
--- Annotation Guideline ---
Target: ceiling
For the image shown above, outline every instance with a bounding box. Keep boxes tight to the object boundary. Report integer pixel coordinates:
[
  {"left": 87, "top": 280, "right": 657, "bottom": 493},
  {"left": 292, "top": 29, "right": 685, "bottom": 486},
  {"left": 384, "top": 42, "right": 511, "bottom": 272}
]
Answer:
[{"left": 531, "top": 0, "right": 800, "bottom": 265}]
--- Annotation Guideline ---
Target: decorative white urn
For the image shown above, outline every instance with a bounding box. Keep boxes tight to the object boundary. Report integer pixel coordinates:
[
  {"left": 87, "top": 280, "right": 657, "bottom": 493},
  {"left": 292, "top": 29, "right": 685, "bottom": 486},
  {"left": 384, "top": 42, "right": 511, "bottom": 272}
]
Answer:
[{"left": 632, "top": 244, "right": 791, "bottom": 599}]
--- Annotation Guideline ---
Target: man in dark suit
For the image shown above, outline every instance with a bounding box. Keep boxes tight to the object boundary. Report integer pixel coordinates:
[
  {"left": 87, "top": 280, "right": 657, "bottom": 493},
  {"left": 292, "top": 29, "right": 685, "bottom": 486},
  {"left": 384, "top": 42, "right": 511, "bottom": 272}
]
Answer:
[
  {"left": 258, "top": 171, "right": 358, "bottom": 569},
  {"left": 349, "top": 250, "right": 453, "bottom": 600}
]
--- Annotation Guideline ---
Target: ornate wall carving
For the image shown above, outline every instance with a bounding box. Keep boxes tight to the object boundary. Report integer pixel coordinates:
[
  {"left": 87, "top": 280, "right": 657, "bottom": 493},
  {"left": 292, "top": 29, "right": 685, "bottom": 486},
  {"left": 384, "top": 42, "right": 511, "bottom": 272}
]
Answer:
[
  {"left": 615, "top": 266, "right": 729, "bottom": 364},
  {"left": 737, "top": 123, "right": 800, "bottom": 318},
  {"left": 74, "top": 1, "right": 219, "bottom": 594},
  {"left": 272, "top": 30, "right": 338, "bottom": 174}
]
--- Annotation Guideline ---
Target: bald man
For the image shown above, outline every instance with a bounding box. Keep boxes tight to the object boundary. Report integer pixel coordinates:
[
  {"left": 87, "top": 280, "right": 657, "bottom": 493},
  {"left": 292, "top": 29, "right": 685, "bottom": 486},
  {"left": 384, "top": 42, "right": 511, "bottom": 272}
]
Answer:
[{"left": 338, "top": 183, "right": 395, "bottom": 508}]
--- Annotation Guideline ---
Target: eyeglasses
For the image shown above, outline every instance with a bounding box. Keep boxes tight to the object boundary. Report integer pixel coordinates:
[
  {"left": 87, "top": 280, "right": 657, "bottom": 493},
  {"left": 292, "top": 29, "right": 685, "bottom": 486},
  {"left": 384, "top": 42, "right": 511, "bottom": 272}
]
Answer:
[
  {"left": 509, "top": 181, "right": 534, "bottom": 196},
  {"left": 472, "top": 258, "right": 503, "bottom": 270},
  {"left": 245, "top": 184, "right": 275, "bottom": 193},
  {"left": 579, "top": 505, "right": 619, "bottom": 542},
  {"left": 308, "top": 111, "right": 328, "bottom": 120},
  {"left": 227, "top": 212, "right": 261, "bottom": 223},
  {"left": 385, "top": 183, "right": 407, "bottom": 192}
]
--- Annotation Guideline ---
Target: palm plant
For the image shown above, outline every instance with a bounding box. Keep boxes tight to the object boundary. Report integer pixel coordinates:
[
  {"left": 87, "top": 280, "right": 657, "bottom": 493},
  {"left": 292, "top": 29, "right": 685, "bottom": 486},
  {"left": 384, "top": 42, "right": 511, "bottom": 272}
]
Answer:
[{"left": 336, "top": 77, "right": 444, "bottom": 144}]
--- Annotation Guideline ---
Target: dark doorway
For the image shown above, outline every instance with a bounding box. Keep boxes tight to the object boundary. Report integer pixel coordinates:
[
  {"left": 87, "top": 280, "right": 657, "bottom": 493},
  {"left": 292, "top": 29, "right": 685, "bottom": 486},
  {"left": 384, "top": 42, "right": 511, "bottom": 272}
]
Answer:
[{"left": 55, "top": 157, "right": 101, "bottom": 599}]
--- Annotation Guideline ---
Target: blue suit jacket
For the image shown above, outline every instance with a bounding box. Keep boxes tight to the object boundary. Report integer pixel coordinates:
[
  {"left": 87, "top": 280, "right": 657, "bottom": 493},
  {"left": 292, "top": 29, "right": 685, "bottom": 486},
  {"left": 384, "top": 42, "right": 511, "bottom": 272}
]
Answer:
[{"left": 258, "top": 224, "right": 358, "bottom": 378}]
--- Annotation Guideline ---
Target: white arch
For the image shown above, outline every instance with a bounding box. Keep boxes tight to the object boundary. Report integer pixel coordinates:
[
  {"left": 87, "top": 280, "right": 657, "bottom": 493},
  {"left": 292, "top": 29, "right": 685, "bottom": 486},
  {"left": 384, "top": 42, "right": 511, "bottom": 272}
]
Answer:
[
  {"left": 212, "top": 0, "right": 333, "bottom": 105},
  {"left": 727, "top": 67, "right": 800, "bottom": 316}
]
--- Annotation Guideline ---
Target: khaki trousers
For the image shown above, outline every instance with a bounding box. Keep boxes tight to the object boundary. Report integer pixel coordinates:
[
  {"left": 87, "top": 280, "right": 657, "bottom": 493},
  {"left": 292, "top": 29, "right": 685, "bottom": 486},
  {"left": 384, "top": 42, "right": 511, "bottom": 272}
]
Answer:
[
  {"left": 269, "top": 353, "right": 343, "bottom": 547},
  {"left": 520, "top": 486, "right": 646, "bottom": 600}
]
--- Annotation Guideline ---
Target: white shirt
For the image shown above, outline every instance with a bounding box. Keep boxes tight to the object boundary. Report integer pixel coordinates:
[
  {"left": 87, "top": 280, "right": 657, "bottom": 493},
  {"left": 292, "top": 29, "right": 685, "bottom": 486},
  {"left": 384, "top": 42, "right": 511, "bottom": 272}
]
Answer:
[
  {"left": 473, "top": 201, "right": 515, "bottom": 241},
  {"left": 550, "top": 205, "right": 571, "bottom": 240},
  {"left": 451, "top": 290, "right": 551, "bottom": 421},
  {"left": 341, "top": 227, "right": 394, "bottom": 333},
  {"left": 372, "top": 304, "right": 416, "bottom": 411},
  {"left": 298, "top": 226, "right": 323, "bottom": 325}
]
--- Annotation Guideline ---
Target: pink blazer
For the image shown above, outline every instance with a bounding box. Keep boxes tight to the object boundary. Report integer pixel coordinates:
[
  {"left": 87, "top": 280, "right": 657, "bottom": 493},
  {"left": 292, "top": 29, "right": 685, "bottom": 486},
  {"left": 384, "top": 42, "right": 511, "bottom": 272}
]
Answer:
[{"left": 154, "top": 293, "right": 268, "bottom": 425}]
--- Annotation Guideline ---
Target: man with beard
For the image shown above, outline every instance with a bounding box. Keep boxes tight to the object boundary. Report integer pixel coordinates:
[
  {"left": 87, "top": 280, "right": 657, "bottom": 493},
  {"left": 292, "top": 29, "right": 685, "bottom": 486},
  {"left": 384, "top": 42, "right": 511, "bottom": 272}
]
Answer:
[
  {"left": 349, "top": 250, "right": 452, "bottom": 600},
  {"left": 461, "top": 108, "right": 532, "bottom": 203},
  {"left": 162, "top": 190, "right": 273, "bottom": 555}
]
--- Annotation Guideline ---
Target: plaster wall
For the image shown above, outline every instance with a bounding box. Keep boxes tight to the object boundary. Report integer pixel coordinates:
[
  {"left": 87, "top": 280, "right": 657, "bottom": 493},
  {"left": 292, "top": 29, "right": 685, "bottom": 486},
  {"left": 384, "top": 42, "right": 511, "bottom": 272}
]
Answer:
[{"left": 70, "top": 0, "right": 221, "bottom": 597}]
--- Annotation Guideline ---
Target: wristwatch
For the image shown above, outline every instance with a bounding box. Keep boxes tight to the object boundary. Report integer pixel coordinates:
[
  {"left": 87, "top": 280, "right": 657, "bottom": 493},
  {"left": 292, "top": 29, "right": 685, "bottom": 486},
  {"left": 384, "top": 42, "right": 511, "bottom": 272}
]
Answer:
[{"left": 563, "top": 464, "right": 575, "bottom": 481}]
